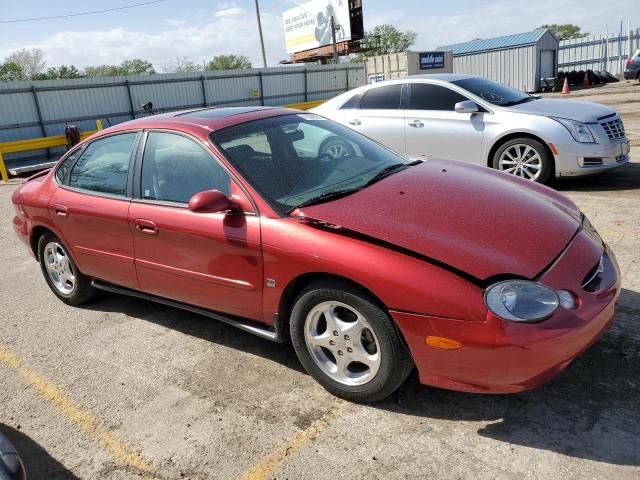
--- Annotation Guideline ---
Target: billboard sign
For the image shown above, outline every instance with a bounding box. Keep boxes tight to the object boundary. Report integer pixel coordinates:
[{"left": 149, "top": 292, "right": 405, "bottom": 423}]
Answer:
[
  {"left": 283, "top": 0, "right": 353, "bottom": 54},
  {"left": 419, "top": 52, "right": 445, "bottom": 70}
]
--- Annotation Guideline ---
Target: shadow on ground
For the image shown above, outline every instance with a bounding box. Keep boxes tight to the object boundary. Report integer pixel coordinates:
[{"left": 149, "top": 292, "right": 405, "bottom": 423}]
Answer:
[
  {"left": 553, "top": 161, "right": 640, "bottom": 192},
  {"left": 0, "top": 424, "right": 79, "bottom": 479},
  {"left": 85, "top": 283, "right": 640, "bottom": 467}
]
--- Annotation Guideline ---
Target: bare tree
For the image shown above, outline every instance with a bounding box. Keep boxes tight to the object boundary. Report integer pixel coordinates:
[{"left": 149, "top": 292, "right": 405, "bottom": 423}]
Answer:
[
  {"left": 5, "top": 48, "right": 46, "bottom": 79},
  {"left": 160, "top": 57, "right": 199, "bottom": 73}
]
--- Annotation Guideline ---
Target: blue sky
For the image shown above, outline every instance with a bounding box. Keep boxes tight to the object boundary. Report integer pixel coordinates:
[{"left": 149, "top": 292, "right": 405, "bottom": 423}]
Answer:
[{"left": 0, "top": 0, "right": 636, "bottom": 69}]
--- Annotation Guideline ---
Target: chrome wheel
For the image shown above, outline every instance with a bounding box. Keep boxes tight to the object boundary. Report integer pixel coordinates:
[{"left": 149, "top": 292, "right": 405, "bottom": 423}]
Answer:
[
  {"left": 498, "top": 143, "right": 543, "bottom": 181},
  {"left": 304, "top": 301, "right": 381, "bottom": 386},
  {"left": 43, "top": 241, "right": 76, "bottom": 295}
]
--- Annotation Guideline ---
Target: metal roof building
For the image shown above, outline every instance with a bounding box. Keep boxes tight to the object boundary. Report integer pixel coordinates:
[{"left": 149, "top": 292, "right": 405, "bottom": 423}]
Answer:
[{"left": 438, "top": 29, "right": 559, "bottom": 92}]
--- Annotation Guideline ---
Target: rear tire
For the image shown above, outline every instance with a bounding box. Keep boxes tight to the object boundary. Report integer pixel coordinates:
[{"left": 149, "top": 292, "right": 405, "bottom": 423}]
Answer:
[
  {"left": 492, "top": 137, "right": 553, "bottom": 184},
  {"left": 38, "top": 233, "right": 96, "bottom": 305},
  {"left": 290, "top": 280, "right": 413, "bottom": 403}
]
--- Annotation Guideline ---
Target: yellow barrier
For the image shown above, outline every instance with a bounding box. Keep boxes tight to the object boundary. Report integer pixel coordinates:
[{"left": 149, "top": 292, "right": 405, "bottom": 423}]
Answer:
[
  {"left": 0, "top": 100, "right": 325, "bottom": 184},
  {"left": 0, "top": 125, "right": 100, "bottom": 183}
]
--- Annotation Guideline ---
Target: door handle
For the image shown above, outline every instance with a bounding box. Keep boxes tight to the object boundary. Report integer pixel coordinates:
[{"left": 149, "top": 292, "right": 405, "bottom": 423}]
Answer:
[
  {"left": 408, "top": 120, "right": 424, "bottom": 128},
  {"left": 53, "top": 204, "right": 68, "bottom": 217},
  {"left": 348, "top": 119, "right": 361, "bottom": 126},
  {"left": 134, "top": 219, "right": 159, "bottom": 235}
]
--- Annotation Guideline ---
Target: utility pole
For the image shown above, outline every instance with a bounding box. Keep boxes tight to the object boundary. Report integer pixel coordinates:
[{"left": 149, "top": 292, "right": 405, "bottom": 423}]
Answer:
[
  {"left": 330, "top": 15, "right": 338, "bottom": 64},
  {"left": 254, "top": 0, "right": 268, "bottom": 68}
]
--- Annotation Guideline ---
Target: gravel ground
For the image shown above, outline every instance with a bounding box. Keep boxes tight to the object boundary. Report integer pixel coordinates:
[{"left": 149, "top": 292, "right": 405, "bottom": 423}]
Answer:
[{"left": 1, "top": 80, "right": 639, "bottom": 480}]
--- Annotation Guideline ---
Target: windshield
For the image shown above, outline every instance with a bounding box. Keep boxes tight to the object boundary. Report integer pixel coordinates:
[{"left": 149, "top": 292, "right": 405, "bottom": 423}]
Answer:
[
  {"left": 451, "top": 77, "right": 535, "bottom": 106},
  {"left": 210, "top": 113, "right": 408, "bottom": 214}
]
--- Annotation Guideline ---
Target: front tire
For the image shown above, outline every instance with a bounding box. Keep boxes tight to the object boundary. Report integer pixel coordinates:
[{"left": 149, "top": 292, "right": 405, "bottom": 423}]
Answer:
[
  {"left": 290, "top": 280, "right": 413, "bottom": 402},
  {"left": 38, "top": 233, "right": 95, "bottom": 305},
  {"left": 492, "top": 138, "right": 553, "bottom": 184}
]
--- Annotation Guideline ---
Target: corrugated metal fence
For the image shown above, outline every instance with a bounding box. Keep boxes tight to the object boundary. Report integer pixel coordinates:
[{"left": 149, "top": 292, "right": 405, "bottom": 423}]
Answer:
[
  {"left": 558, "top": 26, "right": 639, "bottom": 75},
  {"left": 0, "top": 64, "right": 365, "bottom": 167}
]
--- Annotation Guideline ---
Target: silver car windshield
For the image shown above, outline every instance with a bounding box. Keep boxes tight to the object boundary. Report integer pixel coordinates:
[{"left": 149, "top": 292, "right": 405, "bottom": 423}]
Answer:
[
  {"left": 452, "top": 78, "right": 536, "bottom": 107},
  {"left": 211, "top": 114, "right": 409, "bottom": 214}
]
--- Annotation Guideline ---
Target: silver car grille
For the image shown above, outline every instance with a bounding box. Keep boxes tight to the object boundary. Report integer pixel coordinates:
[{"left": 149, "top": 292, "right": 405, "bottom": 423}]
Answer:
[{"left": 600, "top": 117, "right": 626, "bottom": 141}]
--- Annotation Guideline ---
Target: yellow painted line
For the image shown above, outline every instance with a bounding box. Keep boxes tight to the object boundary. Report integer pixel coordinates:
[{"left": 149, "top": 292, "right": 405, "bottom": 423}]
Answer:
[
  {"left": 239, "top": 402, "right": 346, "bottom": 480},
  {"left": 0, "top": 345, "right": 156, "bottom": 477}
]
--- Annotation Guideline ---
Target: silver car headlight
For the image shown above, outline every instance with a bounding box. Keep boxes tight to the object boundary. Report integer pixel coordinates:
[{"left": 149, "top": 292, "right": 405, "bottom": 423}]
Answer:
[
  {"left": 485, "top": 280, "right": 559, "bottom": 322},
  {"left": 552, "top": 117, "right": 595, "bottom": 143}
]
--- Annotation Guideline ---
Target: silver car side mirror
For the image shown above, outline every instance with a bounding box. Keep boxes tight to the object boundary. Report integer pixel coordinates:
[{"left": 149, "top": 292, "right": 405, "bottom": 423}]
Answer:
[{"left": 455, "top": 100, "right": 479, "bottom": 114}]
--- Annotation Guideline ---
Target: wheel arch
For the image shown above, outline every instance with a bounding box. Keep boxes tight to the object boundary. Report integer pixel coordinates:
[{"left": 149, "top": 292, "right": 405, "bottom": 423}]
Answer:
[
  {"left": 30, "top": 225, "right": 56, "bottom": 261},
  {"left": 486, "top": 132, "right": 556, "bottom": 177},
  {"left": 278, "top": 272, "right": 387, "bottom": 327}
]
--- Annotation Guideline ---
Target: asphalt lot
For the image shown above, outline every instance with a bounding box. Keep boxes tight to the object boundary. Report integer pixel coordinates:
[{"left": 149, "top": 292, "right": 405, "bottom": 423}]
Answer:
[{"left": 1, "top": 80, "right": 639, "bottom": 480}]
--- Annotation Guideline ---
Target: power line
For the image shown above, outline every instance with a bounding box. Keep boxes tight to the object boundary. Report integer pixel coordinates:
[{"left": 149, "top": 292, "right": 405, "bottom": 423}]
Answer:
[{"left": 0, "top": 0, "right": 166, "bottom": 24}]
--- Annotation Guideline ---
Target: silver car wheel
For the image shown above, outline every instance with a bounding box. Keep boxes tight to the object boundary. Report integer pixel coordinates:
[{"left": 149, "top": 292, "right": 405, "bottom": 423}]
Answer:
[
  {"left": 43, "top": 241, "right": 76, "bottom": 295},
  {"left": 304, "top": 301, "right": 381, "bottom": 386},
  {"left": 498, "top": 144, "right": 543, "bottom": 181}
]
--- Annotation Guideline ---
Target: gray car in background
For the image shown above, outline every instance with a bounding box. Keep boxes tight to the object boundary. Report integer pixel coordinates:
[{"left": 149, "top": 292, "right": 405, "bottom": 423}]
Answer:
[
  {"left": 624, "top": 49, "right": 640, "bottom": 81},
  {"left": 312, "top": 74, "right": 630, "bottom": 184}
]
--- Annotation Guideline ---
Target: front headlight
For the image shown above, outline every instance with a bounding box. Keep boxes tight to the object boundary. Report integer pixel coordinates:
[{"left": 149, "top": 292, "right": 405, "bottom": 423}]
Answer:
[
  {"left": 552, "top": 117, "right": 595, "bottom": 143},
  {"left": 485, "top": 280, "right": 559, "bottom": 322}
]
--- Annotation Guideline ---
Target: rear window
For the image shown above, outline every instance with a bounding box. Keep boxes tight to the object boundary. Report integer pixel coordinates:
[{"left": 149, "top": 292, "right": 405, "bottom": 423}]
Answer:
[{"left": 359, "top": 85, "right": 402, "bottom": 110}]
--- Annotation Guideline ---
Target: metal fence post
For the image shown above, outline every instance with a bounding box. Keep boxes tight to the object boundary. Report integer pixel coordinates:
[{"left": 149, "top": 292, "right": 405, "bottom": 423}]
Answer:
[
  {"left": 201, "top": 75, "right": 208, "bottom": 107},
  {"left": 125, "top": 80, "right": 135, "bottom": 118},
  {"left": 31, "top": 86, "right": 51, "bottom": 158},
  {"left": 304, "top": 68, "right": 308, "bottom": 102},
  {"left": 258, "top": 71, "right": 265, "bottom": 106}
]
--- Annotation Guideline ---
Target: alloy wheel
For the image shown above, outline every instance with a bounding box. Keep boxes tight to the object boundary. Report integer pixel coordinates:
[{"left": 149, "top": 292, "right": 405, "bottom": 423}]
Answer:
[
  {"left": 304, "top": 301, "right": 381, "bottom": 386},
  {"left": 43, "top": 241, "right": 76, "bottom": 295},
  {"left": 498, "top": 143, "right": 543, "bottom": 181}
]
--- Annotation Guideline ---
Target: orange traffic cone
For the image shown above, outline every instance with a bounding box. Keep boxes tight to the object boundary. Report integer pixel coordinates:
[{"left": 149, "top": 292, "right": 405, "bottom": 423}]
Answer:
[
  {"left": 561, "top": 77, "right": 570, "bottom": 94},
  {"left": 582, "top": 73, "right": 589, "bottom": 87}
]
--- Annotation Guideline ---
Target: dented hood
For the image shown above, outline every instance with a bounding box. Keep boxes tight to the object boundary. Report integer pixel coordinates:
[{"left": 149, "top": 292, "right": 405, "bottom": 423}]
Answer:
[{"left": 297, "top": 160, "right": 581, "bottom": 280}]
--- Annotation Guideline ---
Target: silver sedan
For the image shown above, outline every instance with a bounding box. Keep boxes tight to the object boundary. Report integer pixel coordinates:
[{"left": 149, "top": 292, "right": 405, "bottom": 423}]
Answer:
[{"left": 312, "top": 74, "right": 630, "bottom": 183}]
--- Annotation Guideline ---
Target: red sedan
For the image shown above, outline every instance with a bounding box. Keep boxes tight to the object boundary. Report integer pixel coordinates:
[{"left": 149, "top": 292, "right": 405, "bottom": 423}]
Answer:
[{"left": 11, "top": 107, "right": 620, "bottom": 402}]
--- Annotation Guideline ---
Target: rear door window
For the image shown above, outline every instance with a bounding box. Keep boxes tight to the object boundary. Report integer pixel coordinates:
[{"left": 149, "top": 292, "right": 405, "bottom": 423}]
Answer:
[
  {"left": 69, "top": 133, "right": 137, "bottom": 196},
  {"left": 359, "top": 84, "right": 403, "bottom": 109}
]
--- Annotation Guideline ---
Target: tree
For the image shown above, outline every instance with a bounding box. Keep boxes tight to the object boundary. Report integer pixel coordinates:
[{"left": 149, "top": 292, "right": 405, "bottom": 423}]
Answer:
[
  {"left": 206, "top": 54, "right": 252, "bottom": 71},
  {"left": 84, "top": 59, "right": 155, "bottom": 77},
  {"left": 0, "top": 62, "right": 26, "bottom": 82},
  {"left": 160, "top": 56, "right": 199, "bottom": 73},
  {"left": 120, "top": 58, "right": 155, "bottom": 75},
  {"left": 33, "top": 65, "right": 82, "bottom": 80},
  {"left": 539, "top": 24, "right": 589, "bottom": 41},
  {"left": 4, "top": 48, "right": 46, "bottom": 79},
  {"left": 360, "top": 25, "right": 417, "bottom": 56}
]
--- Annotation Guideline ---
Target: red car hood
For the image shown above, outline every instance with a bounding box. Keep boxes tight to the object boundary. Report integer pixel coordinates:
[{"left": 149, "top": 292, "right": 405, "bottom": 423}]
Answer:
[{"left": 297, "top": 159, "right": 581, "bottom": 280}]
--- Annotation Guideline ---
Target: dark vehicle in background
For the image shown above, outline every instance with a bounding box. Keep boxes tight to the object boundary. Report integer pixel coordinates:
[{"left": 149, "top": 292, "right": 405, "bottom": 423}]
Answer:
[
  {"left": 0, "top": 432, "right": 26, "bottom": 480},
  {"left": 624, "top": 49, "right": 640, "bottom": 81}
]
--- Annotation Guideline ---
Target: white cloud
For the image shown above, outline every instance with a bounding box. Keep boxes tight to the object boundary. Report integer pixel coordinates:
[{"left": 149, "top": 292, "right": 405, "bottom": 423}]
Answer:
[
  {"left": 363, "top": 0, "right": 637, "bottom": 49},
  {"left": 164, "top": 19, "right": 187, "bottom": 27},
  {"left": 214, "top": 7, "right": 244, "bottom": 18},
  {"left": 0, "top": 8, "right": 287, "bottom": 69}
]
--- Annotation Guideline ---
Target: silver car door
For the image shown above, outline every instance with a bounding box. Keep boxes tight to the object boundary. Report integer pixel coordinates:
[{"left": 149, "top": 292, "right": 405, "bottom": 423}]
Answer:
[
  {"left": 341, "top": 83, "right": 407, "bottom": 156},
  {"left": 404, "top": 83, "right": 484, "bottom": 164}
]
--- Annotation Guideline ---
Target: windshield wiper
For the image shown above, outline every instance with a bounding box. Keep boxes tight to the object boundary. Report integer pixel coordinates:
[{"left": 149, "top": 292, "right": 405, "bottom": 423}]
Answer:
[
  {"left": 364, "top": 160, "right": 422, "bottom": 188},
  {"left": 287, "top": 188, "right": 363, "bottom": 213},
  {"left": 504, "top": 96, "right": 537, "bottom": 106}
]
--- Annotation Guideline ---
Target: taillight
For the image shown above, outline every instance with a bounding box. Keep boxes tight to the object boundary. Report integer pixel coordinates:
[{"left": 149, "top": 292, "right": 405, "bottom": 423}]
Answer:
[{"left": 627, "top": 58, "right": 634, "bottom": 66}]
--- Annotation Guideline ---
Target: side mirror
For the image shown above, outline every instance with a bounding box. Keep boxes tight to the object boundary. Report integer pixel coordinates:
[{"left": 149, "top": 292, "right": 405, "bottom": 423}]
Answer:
[
  {"left": 188, "top": 190, "right": 238, "bottom": 213},
  {"left": 455, "top": 100, "right": 479, "bottom": 114}
]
